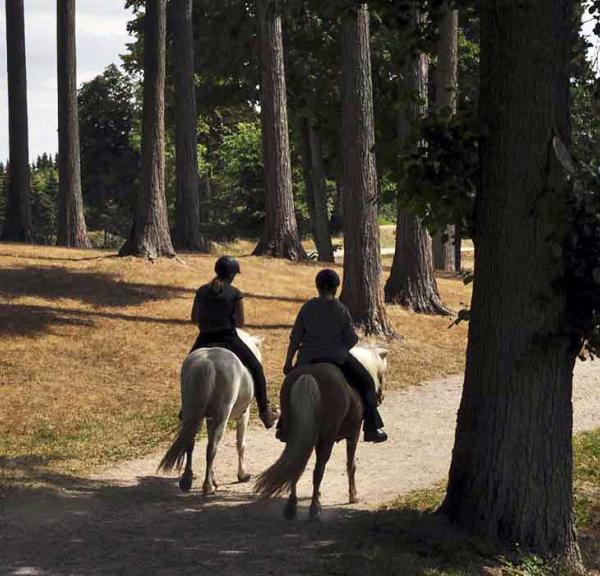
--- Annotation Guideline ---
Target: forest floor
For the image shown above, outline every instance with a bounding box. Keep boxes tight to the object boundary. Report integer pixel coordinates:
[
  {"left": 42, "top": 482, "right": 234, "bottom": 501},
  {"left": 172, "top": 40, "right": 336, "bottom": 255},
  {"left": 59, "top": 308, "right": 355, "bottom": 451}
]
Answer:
[{"left": 0, "top": 240, "right": 597, "bottom": 575}]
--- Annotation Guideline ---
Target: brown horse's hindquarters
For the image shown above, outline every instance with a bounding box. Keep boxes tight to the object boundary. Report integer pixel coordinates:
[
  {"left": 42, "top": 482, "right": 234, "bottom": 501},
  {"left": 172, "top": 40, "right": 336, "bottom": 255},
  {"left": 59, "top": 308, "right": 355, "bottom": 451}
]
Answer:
[{"left": 280, "top": 364, "right": 363, "bottom": 443}]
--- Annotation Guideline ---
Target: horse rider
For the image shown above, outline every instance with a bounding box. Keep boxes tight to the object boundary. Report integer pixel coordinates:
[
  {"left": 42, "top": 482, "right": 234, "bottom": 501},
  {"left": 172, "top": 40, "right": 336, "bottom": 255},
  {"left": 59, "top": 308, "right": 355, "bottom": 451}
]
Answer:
[
  {"left": 281, "top": 268, "right": 387, "bottom": 443},
  {"left": 189, "top": 256, "right": 278, "bottom": 429}
]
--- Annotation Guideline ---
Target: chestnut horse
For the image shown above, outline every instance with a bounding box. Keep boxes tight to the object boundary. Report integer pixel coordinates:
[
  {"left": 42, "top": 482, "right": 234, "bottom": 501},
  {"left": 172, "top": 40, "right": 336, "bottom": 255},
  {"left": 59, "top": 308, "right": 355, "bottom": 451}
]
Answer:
[{"left": 254, "top": 345, "right": 387, "bottom": 520}]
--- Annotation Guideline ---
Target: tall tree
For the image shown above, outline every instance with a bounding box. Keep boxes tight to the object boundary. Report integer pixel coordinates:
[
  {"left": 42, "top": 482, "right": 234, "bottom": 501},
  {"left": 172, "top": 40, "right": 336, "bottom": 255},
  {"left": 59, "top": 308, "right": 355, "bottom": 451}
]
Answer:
[
  {"left": 56, "top": 0, "right": 90, "bottom": 248},
  {"left": 441, "top": 0, "right": 582, "bottom": 567},
  {"left": 120, "top": 0, "right": 175, "bottom": 259},
  {"left": 1, "top": 0, "right": 31, "bottom": 242},
  {"left": 299, "top": 116, "right": 335, "bottom": 262},
  {"left": 431, "top": 3, "right": 459, "bottom": 272},
  {"left": 385, "top": 3, "right": 448, "bottom": 315},
  {"left": 171, "top": 0, "right": 209, "bottom": 251},
  {"left": 340, "top": 4, "right": 393, "bottom": 335},
  {"left": 253, "top": 0, "right": 306, "bottom": 260}
]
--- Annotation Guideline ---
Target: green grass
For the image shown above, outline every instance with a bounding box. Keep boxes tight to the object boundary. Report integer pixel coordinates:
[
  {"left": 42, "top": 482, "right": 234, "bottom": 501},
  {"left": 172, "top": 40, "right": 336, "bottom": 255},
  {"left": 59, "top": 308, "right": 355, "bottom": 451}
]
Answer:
[{"left": 311, "top": 430, "right": 600, "bottom": 576}]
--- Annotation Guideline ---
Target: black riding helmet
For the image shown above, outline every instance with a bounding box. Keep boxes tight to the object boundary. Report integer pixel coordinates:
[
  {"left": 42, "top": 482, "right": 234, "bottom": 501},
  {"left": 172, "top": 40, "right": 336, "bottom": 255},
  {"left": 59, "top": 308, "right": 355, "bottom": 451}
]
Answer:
[
  {"left": 315, "top": 268, "right": 340, "bottom": 291},
  {"left": 215, "top": 256, "right": 241, "bottom": 279}
]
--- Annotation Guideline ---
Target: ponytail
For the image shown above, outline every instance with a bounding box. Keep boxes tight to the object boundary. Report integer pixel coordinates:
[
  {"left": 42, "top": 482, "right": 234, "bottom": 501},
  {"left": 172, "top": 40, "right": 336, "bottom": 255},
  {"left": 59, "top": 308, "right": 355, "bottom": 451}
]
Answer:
[{"left": 210, "top": 276, "right": 225, "bottom": 294}]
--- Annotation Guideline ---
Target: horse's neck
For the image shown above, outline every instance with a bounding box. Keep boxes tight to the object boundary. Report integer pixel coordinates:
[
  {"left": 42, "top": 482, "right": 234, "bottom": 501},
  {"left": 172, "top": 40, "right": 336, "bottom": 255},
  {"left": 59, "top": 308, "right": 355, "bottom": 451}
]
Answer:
[
  {"left": 236, "top": 328, "right": 262, "bottom": 363},
  {"left": 350, "top": 346, "right": 377, "bottom": 382}
]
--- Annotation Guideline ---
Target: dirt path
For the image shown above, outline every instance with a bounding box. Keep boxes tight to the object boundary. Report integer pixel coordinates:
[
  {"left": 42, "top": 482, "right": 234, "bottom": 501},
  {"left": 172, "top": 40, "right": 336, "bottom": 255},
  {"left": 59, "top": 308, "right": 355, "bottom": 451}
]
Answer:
[{"left": 2, "top": 363, "right": 599, "bottom": 576}]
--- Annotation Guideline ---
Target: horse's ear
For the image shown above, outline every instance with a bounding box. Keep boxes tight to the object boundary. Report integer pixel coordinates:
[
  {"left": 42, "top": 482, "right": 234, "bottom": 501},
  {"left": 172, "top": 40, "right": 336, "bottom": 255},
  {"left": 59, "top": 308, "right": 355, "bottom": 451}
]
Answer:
[{"left": 377, "top": 348, "right": 388, "bottom": 360}]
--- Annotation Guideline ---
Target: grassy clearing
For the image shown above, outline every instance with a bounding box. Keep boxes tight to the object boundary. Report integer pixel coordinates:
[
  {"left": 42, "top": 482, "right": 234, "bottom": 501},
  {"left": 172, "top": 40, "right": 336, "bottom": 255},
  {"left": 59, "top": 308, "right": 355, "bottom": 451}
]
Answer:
[
  {"left": 312, "top": 429, "right": 600, "bottom": 575},
  {"left": 0, "top": 240, "right": 470, "bottom": 480}
]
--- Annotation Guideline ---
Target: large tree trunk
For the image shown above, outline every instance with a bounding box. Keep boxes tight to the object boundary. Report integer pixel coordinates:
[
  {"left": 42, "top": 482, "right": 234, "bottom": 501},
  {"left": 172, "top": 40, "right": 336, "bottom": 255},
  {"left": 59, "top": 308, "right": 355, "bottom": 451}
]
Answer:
[
  {"left": 1, "top": 0, "right": 31, "bottom": 242},
  {"left": 385, "top": 5, "right": 448, "bottom": 316},
  {"left": 120, "top": 0, "right": 175, "bottom": 259},
  {"left": 171, "top": 0, "right": 210, "bottom": 252},
  {"left": 253, "top": 0, "right": 306, "bottom": 261},
  {"left": 340, "top": 5, "right": 393, "bottom": 336},
  {"left": 56, "top": 0, "right": 90, "bottom": 248},
  {"left": 432, "top": 3, "right": 458, "bottom": 272},
  {"left": 299, "top": 116, "right": 334, "bottom": 262},
  {"left": 441, "top": 0, "right": 582, "bottom": 567}
]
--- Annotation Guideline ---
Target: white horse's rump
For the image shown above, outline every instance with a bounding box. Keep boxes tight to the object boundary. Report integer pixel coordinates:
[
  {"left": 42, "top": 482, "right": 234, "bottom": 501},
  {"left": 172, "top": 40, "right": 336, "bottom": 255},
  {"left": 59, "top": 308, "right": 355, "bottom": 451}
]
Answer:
[{"left": 159, "top": 329, "right": 262, "bottom": 494}]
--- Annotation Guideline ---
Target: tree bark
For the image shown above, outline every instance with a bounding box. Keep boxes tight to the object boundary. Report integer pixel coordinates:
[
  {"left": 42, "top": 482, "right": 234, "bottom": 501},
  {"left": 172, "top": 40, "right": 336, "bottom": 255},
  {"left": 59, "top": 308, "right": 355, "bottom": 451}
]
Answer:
[
  {"left": 253, "top": 0, "right": 306, "bottom": 261},
  {"left": 340, "top": 5, "right": 393, "bottom": 336},
  {"left": 1, "top": 0, "right": 31, "bottom": 242},
  {"left": 56, "top": 0, "right": 90, "bottom": 248},
  {"left": 299, "top": 116, "right": 334, "bottom": 262},
  {"left": 120, "top": 0, "right": 175, "bottom": 259},
  {"left": 171, "top": 0, "right": 210, "bottom": 252},
  {"left": 432, "top": 3, "right": 458, "bottom": 272},
  {"left": 441, "top": 0, "right": 582, "bottom": 567},
  {"left": 385, "top": 5, "right": 449, "bottom": 316}
]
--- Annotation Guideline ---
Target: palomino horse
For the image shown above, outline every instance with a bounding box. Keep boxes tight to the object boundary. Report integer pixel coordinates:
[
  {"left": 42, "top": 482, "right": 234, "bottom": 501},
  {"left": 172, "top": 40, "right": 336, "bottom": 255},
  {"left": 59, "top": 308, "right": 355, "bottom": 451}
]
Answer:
[
  {"left": 158, "top": 329, "right": 262, "bottom": 494},
  {"left": 254, "top": 345, "right": 387, "bottom": 521}
]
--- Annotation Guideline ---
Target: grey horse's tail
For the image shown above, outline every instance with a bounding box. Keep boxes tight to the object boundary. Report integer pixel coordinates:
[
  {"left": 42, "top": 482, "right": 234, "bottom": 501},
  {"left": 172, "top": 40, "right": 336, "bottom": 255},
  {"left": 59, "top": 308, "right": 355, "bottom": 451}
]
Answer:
[
  {"left": 254, "top": 374, "right": 320, "bottom": 499},
  {"left": 158, "top": 361, "right": 215, "bottom": 473}
]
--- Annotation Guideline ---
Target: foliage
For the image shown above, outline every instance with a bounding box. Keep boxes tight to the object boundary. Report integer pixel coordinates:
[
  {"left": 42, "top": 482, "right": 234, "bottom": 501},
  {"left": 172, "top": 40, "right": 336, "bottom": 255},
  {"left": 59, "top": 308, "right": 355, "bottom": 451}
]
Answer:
[
  {"left": 30, "top": 156, "right": 59, "bottom": 244},
  {"left": 78, "top": 64, "right": 141, "bottom": 243}
]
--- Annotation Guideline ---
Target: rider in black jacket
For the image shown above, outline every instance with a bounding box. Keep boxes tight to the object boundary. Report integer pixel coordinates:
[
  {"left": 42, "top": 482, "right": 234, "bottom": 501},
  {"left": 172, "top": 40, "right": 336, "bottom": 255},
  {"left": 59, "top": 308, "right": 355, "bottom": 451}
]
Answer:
[{"left": 190, "top": 256, "right": 278, "bottom": 429}]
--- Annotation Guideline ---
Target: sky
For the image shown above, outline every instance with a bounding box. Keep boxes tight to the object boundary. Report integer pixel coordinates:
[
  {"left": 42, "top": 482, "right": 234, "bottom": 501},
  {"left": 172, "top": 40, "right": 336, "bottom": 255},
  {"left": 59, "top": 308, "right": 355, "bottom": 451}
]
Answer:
[
  {"left": 0, "top": 4, "right": 598, "bottom": 163},
  {"left": 0, "top": 0, "right": 133, "bottom": 161}
]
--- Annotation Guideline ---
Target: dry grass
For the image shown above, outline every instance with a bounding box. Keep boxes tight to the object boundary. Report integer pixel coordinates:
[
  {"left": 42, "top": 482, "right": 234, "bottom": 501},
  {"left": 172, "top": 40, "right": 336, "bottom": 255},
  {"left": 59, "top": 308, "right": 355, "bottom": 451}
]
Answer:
[{"left": 0, "top": 240, "right": 470, "bottom": 480}]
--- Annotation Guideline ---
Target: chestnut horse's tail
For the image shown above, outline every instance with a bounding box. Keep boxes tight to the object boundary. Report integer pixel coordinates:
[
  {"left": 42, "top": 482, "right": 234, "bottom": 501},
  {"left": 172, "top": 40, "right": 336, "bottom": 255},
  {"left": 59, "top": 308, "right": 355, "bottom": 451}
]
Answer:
[{"left": 254, "top": 374, "right": 320, "bottom": 500}]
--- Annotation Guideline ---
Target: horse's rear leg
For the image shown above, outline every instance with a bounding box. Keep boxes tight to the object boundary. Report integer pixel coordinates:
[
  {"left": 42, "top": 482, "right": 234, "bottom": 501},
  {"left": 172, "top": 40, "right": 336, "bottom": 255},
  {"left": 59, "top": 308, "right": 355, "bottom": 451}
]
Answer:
[
  {"left": 179, "top": 418, "right": 203, "bottom": 492},
  {"left": 309, "top": 440, "right": 334, "bottom": 522},
  {"left": 203, "top": 417, "right": 226, "bottom": 496},
  {"left": 179, "top": 440, "right": 195, "bottom": 492},
  {"left": 346, "top": 429, "right": 360, "bottom": 504},
  {"left": 236, "top": 408, "right": 251, "bottom": 483},
  {"left": 284, "top": 482, "right": 298, "bottom": 521}
]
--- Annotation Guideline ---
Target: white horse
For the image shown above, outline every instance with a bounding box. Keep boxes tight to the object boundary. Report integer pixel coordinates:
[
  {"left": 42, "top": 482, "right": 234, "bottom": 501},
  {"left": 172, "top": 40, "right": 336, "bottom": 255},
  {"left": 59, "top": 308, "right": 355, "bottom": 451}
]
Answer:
[{"left": 158, "top": 329, "right": 262, "bottom": 495}]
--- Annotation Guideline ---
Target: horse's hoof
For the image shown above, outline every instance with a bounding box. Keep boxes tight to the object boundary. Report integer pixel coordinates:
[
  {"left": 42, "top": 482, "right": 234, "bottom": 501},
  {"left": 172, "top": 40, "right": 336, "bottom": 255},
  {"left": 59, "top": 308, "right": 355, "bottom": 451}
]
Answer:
[
  {"left": 237, "top": 473, "right": 252, "bottom": 483},
  {"left": 283, "top": 502, "right": 297, "bottom": 521},
  {"left": 349, "top": 495, "right": 359, "bottom": 505},
  {"left": 203, "top": 483, "right": 216, "bottom": 496},
  {"left": 179, "top": 474, "right": 193, "bottom": 492},
  {"left": 308, "top": 506, "right": 321, "bottom": 522}
]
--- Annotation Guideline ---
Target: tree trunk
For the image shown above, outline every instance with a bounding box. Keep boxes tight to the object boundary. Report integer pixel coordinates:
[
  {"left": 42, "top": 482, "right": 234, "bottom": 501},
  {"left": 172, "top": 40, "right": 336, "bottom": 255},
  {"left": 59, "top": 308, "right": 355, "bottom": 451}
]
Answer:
[
  {"left": 385, "top": 5, "right": 448, "bottom": 316},
  {"left": 340, "top": 5, "right": 393, "bottom": 336},
  {"left": 171, "top": 0, "right": 210, "bottom": 252},
  {"left": 253, "top": 0, "right": 306, "bottom": 260},
  {"left": 432, "top": 3, "right": 458, "bottom": 272},
  {"left": 120, "top": 0, "right": 175, "bottom": 259},
  {"left": 299, "top": 116, "right": 334, "bottom": 262},
  {"left": 441, "top": 0, "right": 582, "bottom": 567},
  {"left": 56, "top": 0, "right": 90, "bottom": 248},
  {"left": 1, "top": 0, "right": 31, "bottom": 242}
]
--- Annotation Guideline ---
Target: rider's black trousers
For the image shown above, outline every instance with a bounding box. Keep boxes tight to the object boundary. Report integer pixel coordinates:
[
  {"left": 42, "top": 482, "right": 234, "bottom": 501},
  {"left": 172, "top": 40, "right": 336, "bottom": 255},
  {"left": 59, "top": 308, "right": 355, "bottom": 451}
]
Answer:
[{"left": 190, "top": 329, "right": 269, "bottom": 412}]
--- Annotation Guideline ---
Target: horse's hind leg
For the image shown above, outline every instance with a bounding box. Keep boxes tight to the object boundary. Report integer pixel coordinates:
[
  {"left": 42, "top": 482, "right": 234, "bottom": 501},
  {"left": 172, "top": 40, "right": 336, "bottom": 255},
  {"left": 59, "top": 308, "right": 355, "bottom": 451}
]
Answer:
[
  {"left": 346, "top": 429, "right": 360, "bottom": 504},
  {"left": 309, "top": 440, "right": 334, "bottom": 522},
  {"left": 203, "top": 417, "right": 227, "bottom": 496},
  {"left": 284, "top": 482, "right": 298, "bottom": 521},
  {"left": 179, "top": 418, "right": 203, "bottom": 492},
  {"left": 179, "top": 441, "right": 195, "bottom": 492},
  {"left": 236, "top": 408, "right": 251, "bottom": 483}
]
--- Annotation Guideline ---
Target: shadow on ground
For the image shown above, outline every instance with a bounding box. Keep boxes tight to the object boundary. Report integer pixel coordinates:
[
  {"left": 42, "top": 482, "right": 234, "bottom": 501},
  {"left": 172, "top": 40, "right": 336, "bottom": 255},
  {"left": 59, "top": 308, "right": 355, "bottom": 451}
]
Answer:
[
  {"left": 0, "top": 464, "right": 501, "bottom": 576},
  {"left": 0, "top": 266, "right": 189, "bottom": 307}
]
